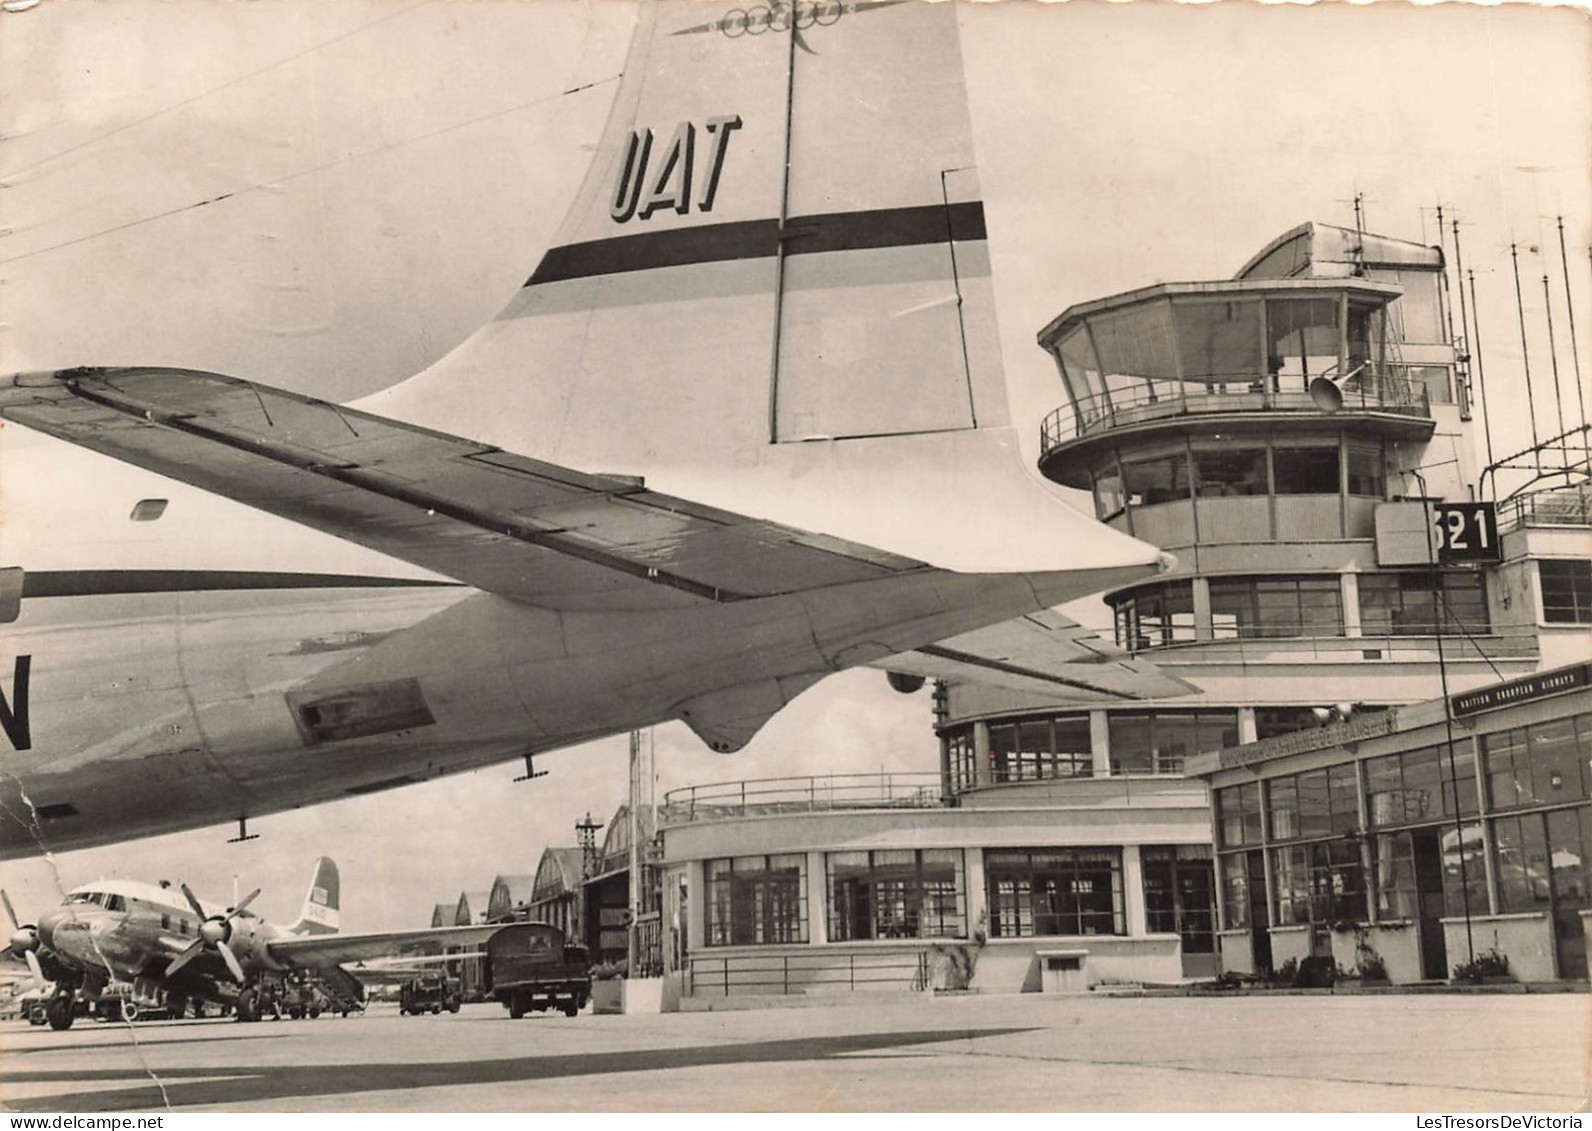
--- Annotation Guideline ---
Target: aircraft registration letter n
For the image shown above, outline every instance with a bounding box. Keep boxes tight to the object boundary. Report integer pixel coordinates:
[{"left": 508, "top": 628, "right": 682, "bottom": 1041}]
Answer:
[{"left": 0, "top": 655, "right": 31, "bottom": 752}]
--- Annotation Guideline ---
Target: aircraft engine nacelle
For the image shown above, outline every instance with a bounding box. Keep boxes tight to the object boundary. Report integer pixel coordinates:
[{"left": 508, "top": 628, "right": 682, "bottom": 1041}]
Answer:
[{"left": 885, "top": 671, "right": 926, "bottom": 695}]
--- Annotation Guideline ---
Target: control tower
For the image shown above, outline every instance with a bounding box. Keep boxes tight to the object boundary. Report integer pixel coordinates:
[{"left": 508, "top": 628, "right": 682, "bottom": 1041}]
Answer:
[{"left": 934, "top": 222, "right": 1584, "bottom": 977}]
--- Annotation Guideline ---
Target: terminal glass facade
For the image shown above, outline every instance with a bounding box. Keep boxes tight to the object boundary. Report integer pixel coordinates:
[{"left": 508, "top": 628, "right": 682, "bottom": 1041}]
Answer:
[
  {"left": 705, "top": 854, "right": 807, "bottom": 946},
  {"left": 1142, "top": 845, "right": 1217, "bottom": 953},
  {"left": 986, "top": 848, "right": 1126, "bottom": 938},
  {"left": 1211, "top": 699, "right": 1592, "bottom": 981},
  {"left": 827, "top": 849, "right": 966, "bottom": 941}
]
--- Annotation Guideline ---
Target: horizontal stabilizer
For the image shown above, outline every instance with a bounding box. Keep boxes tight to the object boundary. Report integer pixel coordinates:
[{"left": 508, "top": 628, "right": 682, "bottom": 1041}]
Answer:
[{"left": 873, "top": 611, "right": 1199, "bottom": 702}]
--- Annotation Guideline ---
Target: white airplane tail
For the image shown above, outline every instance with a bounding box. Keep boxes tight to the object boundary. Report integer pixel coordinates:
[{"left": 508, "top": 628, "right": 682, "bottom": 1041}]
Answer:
[
  {"left": 368, "top": 0, "right": 1162, "bottom": 578},
  {"left": 287, "top": 856, "right": 340, "bottom": 937}
]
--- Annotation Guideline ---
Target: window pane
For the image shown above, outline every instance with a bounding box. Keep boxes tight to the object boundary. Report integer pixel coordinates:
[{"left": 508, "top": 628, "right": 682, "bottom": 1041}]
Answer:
[
  {"left": 1059, "top": 325, "right": 1104, "bottom": 425},
  {"left": 1256, "top": 706, "right": 1324, "bottom": 740},
  {"left": 1093, "top": 464, "right": 1126, "bottom": 521},
  {"left": 1195, "top": 449, "right": 1268, "bottom": 497},
  {"left": 1540, "top": 560, "right": 1592, "bottom": 624},
  {"left": 1373, "top": 831, "right": 1418, "bottom": 919},
  {"left": 1109, "top": 716, "right": 1154, "bottom": 775},
  {"left": 1494, "top": 814, "right": 1552, "bottom": 912},
  {"left": 1274, "top": 447, "right": 1341, "bottom": 495},
  {"left": 1267, "top": 297, "right": 1341, "bottom": 388},
  {"left": 1172, "top": 298, "right": 1263, "bottom": 382},
  {"left": 1123, "top": 453, "right": 1191, "bottom": 507},
  {"left": 1346, "top": 447, "right": 1386, "bottom": 498},
  {"left": 1532, "top": 718, "right": 1587, "bottom": 805}
]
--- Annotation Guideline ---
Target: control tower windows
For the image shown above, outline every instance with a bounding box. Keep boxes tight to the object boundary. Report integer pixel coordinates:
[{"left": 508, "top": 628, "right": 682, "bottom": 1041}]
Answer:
[
  {"left": 1111, "top": 581, "right": 1196, "bottom": 650},
  {"left": 1090, "top": 301, "right": 1180, "bottom": 408},
  {"left": 1347, "top": 446, "right": 1387, "bottom": 498},
  {"left": 1358, "top": 571, "right": 1488, "bottom": 636},
  {"left": 1056, "top": 324, "right": 1105, "bottom": 430},
  {"left": 1092, "top": 464, "right": 1126, "bottom": 521},
  {"left": 1109, "top": 710, "right": 1238, "bottom": 776},
  {"left": 1209, "top": 576, "right": 1344, "bottom": 640},
  {"left": 1266, "top": 297, "right": 1340, "bottom": 391},
  {"left": 1171, "top": 298, "right": 1263, "bottom": 386},
  {"left": 1122, "top": 452, "right": 1191, "bottom": 506},
  {"left": 1273, "top": 447, "right": 1341, "bottom": 495},
  {"left": 1194, "top": 448, "right": 1267, "bottom": 497}
]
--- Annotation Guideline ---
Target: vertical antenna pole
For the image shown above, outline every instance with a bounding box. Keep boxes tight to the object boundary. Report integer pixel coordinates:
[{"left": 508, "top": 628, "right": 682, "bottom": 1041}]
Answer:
[
  {"left": 1542, "top": 275, "right": 1570, "bottom": 464},
  {"left": 1510, "top": 244, "right": 1543, "bottom": 455},
  {"left": 1467, "top": 270, "right": 1495, "bottom": 487},
  {"left": 1557, "top": 217, "right": 1588, "bottom": 432}
]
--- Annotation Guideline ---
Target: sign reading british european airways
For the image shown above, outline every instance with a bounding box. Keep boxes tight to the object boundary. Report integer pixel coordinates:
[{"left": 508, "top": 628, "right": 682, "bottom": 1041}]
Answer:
[{"left": 610, "top": 116, "right": 742, "bottom": 223}]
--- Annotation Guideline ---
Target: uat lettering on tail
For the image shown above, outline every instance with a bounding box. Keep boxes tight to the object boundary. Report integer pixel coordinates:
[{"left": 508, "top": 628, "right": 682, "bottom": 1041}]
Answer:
[{"left": 0, "top": 0, "right": 1182, "bottom": 860}]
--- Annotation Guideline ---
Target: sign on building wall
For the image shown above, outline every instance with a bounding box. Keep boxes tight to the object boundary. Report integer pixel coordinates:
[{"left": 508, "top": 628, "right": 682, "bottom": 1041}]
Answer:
[
  {"left": 1451, "top": 662, "right": 1591, "bottom": 717},
  {"left": 1374, "top": 501, "right": 1501, "bottom": 566}
]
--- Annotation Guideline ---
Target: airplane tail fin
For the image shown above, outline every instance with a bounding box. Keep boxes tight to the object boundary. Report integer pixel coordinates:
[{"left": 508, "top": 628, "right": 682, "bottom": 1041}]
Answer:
[
  {"left": 367, "top": 0, "right": 1161, "bottom": 577},
  {"left": 287, "top": 856, "right": 340, "bottom": 936}
]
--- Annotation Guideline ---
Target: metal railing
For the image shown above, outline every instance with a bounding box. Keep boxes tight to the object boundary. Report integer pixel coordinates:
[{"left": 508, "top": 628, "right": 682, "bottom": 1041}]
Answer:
[
  {"left": 687, "top": 948, "right": 930, "bottom": 997},
  {"left": 1496, "top": 485, "right": 1592, "bottom": 533},
  {"left": 660, "top": 772, "right": 943, "bottom": 825},
  {"left": 1111, "top": 624, "right": 1542, "bottom": 661},
  {"left": 1040, "top": 365, "right": 1432, "bottom": 453}
]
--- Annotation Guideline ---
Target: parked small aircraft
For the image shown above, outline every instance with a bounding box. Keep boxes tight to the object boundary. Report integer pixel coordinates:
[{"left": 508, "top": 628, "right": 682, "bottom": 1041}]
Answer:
[
  {"left": 0, "top": 0, "right": 1186, "bottom": 860},
  {"left": 1, "top": 857, "right": 498, "bottom": 1028}
]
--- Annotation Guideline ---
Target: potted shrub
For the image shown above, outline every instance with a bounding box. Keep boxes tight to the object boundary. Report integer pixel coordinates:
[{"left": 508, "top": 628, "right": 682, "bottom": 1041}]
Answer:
[{"left": 1452, "top": 948, "right": 1514, "bottom": 985}]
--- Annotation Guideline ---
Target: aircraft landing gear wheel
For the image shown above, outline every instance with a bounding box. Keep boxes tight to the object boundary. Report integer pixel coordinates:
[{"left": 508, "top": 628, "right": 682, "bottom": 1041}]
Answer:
[
  {"left": 235, "top": 989, "right": 258, "bottom": 1023},
  {"left": 509, "top": 997, "right": 525, "bottom": 1020},
  {"left": 448, "top": 1001, "right": 460, "bottom": 1014},
  {"left": 562, "top": 1002, "right": 578, "bottom": 1018},
  {"left": 46, "top": 998, "right": 75, "bottom": 1031}
]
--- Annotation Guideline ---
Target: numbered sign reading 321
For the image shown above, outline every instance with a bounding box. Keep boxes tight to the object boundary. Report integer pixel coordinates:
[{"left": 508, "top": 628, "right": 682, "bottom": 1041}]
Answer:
[{"left": 1431, "top": 502, "right": 1501, "bottom": 563}]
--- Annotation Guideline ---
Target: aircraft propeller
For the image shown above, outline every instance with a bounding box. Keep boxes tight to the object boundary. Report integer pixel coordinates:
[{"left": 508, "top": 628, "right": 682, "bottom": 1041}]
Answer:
[
  {"left": 163, "top": 883, "right": 261, "bottom": 983},
  {"left": 1, "top": 889, "right": 47, "bottom": 988}
]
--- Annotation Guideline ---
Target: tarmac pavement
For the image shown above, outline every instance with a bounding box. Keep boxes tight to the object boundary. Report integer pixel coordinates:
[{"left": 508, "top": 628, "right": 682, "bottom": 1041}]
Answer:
[{"left": 0, "top": 991, "right": 1584, "bottom": 1113}]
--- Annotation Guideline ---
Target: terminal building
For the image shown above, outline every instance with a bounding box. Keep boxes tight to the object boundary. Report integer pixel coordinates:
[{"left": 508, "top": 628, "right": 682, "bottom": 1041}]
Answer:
[{"left": 645, "top": 222, "right": 1591, "bottom": 1005}]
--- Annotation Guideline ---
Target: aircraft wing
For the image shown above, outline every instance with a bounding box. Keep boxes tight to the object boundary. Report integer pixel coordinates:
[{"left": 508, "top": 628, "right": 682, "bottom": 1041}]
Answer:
[
  {"left": 0, "top": 368, "right": 931, "bottom": 613},
  {"left": 266, "top": 924, "right": 504, "bottom": 971},
  {"left": 872, "top": 610, "right": 1200, "bottom": 702}
]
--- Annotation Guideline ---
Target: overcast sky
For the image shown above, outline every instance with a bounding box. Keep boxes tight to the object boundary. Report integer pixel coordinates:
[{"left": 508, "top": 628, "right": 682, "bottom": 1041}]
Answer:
[{"left": 0, "top": 0, "right": 1587, "bottom": 932}]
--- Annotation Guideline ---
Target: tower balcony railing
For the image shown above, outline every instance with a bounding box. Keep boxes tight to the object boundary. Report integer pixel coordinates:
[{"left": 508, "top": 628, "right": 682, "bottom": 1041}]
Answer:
[{"left": 1040, "top": 364, "right": 1432, "bottom": 454}]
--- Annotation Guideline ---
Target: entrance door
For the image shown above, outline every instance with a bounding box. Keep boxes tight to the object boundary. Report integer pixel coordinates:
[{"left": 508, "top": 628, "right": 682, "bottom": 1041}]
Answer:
[
  {"left": 1247, "top": 850, "right": 1273, "bottom": 972},
  {"left": 1411, "top": 828, "right": 1450, "bottom": 981}
]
